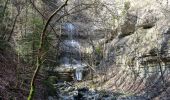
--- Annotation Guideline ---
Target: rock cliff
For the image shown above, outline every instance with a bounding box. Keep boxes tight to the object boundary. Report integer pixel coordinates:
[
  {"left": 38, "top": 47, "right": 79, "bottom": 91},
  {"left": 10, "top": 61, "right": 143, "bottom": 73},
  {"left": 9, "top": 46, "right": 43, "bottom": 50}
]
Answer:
[{"left": 96, "top": 0, "right": 170, "bottom": 99}]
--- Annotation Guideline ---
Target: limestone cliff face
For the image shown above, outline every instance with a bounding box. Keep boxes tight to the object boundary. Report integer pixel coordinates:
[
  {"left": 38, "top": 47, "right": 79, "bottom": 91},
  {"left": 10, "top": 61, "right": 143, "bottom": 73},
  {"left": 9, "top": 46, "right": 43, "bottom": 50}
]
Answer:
[{"left": 97, "top": 0, "right": 170, "bottom": 99}]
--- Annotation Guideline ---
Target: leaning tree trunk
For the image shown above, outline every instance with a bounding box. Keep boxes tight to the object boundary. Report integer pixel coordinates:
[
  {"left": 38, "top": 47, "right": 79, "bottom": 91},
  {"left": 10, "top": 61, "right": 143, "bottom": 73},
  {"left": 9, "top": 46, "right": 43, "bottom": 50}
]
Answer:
[{"left": 27, "top": 0, "right": 69, "bottom": 100}]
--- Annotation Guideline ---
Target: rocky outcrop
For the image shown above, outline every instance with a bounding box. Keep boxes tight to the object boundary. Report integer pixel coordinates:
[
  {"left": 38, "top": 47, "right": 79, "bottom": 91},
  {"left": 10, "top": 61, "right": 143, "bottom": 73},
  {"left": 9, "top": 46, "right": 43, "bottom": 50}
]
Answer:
[
  {"left": 119, "top": 13, "right": 137, "bottom": 38},
  {"left": 96, "top": 0, "right": 170, "bottom": 99}
]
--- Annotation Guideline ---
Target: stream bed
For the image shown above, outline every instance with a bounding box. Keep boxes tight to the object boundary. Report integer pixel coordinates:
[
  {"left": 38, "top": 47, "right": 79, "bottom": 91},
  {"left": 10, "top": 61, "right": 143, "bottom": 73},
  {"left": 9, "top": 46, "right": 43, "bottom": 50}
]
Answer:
[{"left": 48, "top": 82, "right": 147, "bottom": 100}]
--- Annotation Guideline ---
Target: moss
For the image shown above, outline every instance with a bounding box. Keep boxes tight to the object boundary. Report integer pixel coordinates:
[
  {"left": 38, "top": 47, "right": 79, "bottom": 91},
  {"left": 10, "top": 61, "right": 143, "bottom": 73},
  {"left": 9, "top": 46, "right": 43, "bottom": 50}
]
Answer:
[
  {"left": 27, "top": 86, "right": 34, "bottom": 100},
  {"left": 95, "top": 46, "right": 102, "bottom": 54},
  {"left": 124, "top": 1, "right": 131, "bottom": 10}
]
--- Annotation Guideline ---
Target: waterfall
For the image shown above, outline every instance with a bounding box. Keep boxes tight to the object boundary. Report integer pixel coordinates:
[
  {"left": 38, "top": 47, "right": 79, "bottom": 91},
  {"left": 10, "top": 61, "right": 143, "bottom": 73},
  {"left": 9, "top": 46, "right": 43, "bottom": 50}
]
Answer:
[
  {"left": 59, "top": 23, "right": 87, "bottom": 81},
  {"left": 66, "top": 23, "right": 75, "bottom": 40}
]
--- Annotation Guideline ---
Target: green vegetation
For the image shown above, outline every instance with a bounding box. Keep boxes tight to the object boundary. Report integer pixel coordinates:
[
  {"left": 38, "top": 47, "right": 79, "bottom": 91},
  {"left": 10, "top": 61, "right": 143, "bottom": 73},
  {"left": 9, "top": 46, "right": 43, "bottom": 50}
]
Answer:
[
  {"left": 95, "top": 45, "right": 103, "bottom": 55},
  {"left": 95, "top": 45, "right": 103, "bottom": 65},
  {"left": 0, "top": 0, "right": 10, "bottom": 51},
  {"left": 122, "top": 1, "right": 131, "bottom": 16},
  {"left": 17, "top": 16, "right": 44, "bottom": 63}
]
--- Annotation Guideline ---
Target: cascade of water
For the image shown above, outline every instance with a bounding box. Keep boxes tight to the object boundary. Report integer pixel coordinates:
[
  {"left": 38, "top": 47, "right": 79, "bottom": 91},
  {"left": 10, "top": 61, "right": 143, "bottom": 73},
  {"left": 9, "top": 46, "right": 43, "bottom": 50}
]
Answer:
[
  {"left": 65, "top": 23, "right": 75, "bottom": 68},
  {"left": 60, "top": 22, "right": 86, "bottom": 81},
  {"left": 66, "top": 23, "right": 75, "bottom": 40},
  {"left": 64, "top": 40, "right": 80, "bottom": 49},
  {"left": 66, "top": 23, "right": 81, "bottom": 50}
]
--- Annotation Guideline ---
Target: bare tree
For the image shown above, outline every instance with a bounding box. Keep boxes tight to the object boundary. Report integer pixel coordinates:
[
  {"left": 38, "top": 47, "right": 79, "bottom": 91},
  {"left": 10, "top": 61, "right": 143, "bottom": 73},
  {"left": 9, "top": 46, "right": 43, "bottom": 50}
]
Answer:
[
  {"left": 27, "top": 0, "right": 69, "bottom": 99},
  {"left": 8, "top": 0, "right": 25, "bottom": 41}
]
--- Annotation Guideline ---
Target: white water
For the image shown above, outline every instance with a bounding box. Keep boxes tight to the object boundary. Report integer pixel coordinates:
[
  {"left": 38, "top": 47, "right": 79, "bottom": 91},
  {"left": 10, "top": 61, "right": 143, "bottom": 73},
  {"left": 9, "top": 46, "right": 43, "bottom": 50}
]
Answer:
[
  {"left": 60, "top": 23, "right": 87, "bottom": 81},
  {"left": 62, "top": 40, "right": 81, "bottom": 50}
]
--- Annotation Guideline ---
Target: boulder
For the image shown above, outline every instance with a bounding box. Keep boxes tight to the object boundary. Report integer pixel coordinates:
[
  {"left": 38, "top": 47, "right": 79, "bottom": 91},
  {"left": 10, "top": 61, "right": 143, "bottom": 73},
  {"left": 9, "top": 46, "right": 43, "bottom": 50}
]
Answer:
[{"left": 119, "top": 13, "right": 137, "bottom": 38}]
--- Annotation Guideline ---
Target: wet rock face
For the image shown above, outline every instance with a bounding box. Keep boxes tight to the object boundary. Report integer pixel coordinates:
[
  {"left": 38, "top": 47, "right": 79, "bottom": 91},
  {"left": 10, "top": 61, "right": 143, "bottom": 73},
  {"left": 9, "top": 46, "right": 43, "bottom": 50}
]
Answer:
[{"left": 56, "top": 23, "right": 90, "bottom": 81}]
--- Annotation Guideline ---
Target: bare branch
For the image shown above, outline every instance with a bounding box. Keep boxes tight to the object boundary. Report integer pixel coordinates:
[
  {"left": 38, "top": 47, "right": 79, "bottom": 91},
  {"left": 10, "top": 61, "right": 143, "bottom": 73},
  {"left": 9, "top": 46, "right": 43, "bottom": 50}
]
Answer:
[{"left": 27, "top": 0, "right": 69, "bottom": 100}]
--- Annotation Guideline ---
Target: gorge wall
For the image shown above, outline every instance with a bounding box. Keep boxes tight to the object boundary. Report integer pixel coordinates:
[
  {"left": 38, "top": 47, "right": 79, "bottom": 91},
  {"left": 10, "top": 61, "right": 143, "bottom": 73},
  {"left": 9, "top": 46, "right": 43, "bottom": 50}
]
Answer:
[
  {"left": 94, "top": 0, "right": 170, "bottom": 99},
  {"left": 48, "top": 0, "right": 170, "bottom": 99}
]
